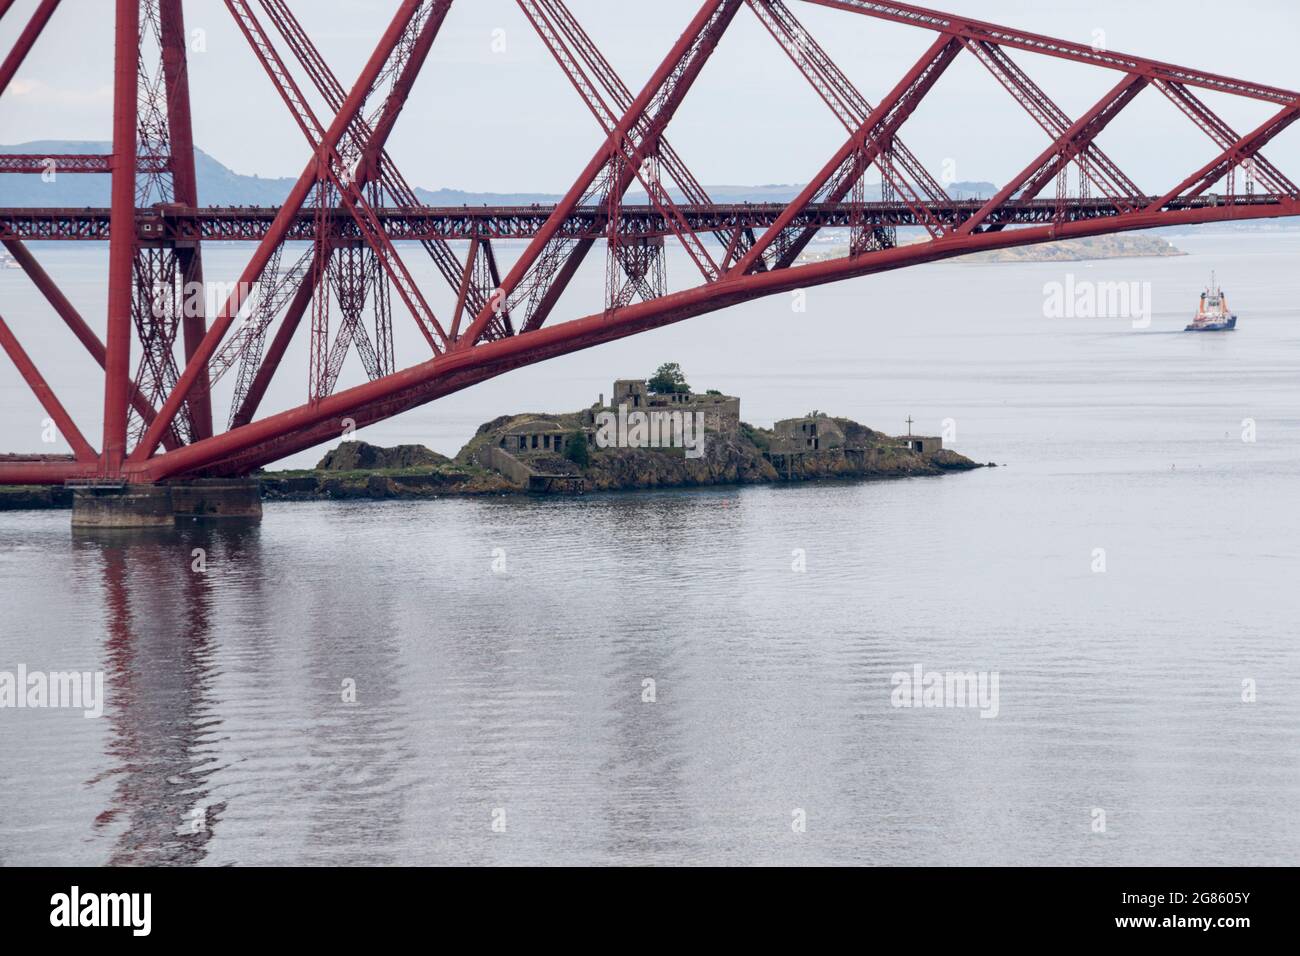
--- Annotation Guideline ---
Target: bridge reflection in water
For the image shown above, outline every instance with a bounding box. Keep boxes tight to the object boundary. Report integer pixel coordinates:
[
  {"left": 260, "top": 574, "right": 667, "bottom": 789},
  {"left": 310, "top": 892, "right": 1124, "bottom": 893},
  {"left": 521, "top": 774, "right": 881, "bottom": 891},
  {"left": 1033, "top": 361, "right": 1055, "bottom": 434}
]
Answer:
[
  {"left": 69, "top": 520, "right": 423, "bottom": 865},
  {"left": 4, "top": 458, "right": 1298, "bottom": 866},
  {"left": 76, "top": 526, "right": 232, "bottom": 866}
]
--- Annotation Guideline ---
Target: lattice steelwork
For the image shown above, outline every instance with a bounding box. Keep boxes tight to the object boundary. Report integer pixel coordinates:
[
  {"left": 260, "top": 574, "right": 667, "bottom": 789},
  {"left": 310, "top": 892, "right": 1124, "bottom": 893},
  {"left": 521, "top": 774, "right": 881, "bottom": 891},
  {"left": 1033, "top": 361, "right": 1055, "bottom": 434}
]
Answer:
[{"left": 0, "top": 0, "right": 1296, "bottom": 486}]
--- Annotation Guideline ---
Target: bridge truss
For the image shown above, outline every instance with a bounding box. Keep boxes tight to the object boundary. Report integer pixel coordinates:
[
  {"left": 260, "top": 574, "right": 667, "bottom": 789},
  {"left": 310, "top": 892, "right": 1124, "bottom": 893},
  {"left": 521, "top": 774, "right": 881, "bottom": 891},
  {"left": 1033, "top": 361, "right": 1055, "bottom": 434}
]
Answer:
[{"left": 0, "top": 0, "right": 1297, "bottom": 483}]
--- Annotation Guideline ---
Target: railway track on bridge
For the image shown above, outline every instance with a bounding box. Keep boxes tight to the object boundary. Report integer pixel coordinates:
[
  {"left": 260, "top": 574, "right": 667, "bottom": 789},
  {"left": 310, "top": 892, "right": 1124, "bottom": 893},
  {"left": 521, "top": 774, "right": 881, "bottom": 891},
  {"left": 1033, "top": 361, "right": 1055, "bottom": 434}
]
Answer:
[{"left": 1, "top": 195, "right": 1294, "bottom": 243}]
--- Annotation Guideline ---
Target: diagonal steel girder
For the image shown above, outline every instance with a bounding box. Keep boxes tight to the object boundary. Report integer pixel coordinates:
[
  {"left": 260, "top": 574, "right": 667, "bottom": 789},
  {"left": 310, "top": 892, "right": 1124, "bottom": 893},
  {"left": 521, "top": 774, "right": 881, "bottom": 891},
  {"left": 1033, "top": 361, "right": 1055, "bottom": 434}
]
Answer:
[
  {"left": 518, "top": 0, "right": 723, "bottom": 284},
  {"left": 963, "top": 40, "right": 1144, "bottom": 212},
  {"left": 732, "top": 32, "right": 962, "bottom": 276},
  {"left": 131, "top": 0, "right": 431, "bottom": 463},
  {"left": 458, "top": 0, "right": 745, "bottom": 350},
  {"left": 506, "top": 0, "right": 741, "bottom": 336},
  {"left": 208, "top": 2, "right": 452, "bottom": 418},
  {"left": 747, "top": 0, "right": 949, "bottom": 238},
  {"left": 250, "top": 0, "right": 449, "bottom": 395},
  {"left": 224, "top": 0, "right": 446, "bottom": 355},
  {"left": 0, "top": 311, "right": 96, "bottom": 460},
  {"left": 513, "top": 0, "right": 754, "bottom": 329},
  {"left": 957, "top": 73, "right": 1148, "bottom": 236},
  {"left": 254, "top": 0, "right": 503, "bottom": 338},
  {"left": 1145, "top": 104, "right": 1300, "bottom": 212},
  {"left": 0, "top": 0, "right": 60, "bottom": 97},
  {"left": 1, "top": 238, "right": 177, "bottom": 447},
  {"left": 230, "top": 253, "right": 323, "bottom": 428},
  {"left": 1153, "top": 79, "right": 1298, "bottom": 198},
  {"left": 102, "top": 0, "right": 139, "bottom": 471},
  {"left": 528, "top": 0, "right": 740, "bottom": 252},
  {"left": 799, "top": 0, "right": 1300, "bottom": 105}
]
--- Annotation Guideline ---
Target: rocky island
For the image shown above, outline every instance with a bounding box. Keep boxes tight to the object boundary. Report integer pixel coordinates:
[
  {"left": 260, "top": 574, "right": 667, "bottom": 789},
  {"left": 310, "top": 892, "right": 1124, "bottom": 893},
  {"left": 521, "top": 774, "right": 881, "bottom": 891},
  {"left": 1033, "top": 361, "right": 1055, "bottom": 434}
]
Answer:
[
  {"left": 797, "top": 232, "right": 1184, "bottom": 264},
  {"left": 1, "top": 366, "right": 984, "bottom": 511},
  {"left": 259, "top": 365, "right": 981, "bottom": 502},
  {"left": 955, "top": 233, "right": 1185, "bottom": 263}
]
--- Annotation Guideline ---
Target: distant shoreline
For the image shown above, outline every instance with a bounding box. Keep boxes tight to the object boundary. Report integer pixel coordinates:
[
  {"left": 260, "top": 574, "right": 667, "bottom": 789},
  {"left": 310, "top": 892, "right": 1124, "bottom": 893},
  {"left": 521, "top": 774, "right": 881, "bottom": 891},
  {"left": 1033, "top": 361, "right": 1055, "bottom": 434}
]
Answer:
[{"left": 798, "top": 233, "right": 1186, "bottom": 265}]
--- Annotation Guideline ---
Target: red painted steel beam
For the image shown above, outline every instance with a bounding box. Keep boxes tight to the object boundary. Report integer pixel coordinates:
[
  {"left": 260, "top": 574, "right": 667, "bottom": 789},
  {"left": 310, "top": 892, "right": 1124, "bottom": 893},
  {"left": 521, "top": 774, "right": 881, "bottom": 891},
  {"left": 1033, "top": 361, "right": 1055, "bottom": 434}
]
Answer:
[
  {"left": 482, "top": 238, "right": 512, "bottom": 336},
  {"left": 519, "top": 237, "right": 595, "bottom": 334},
  {"left": 732, "top": 32, "right": 961, "bottom": 275},
  {"left": 0, "top": 459, "right": 97, "bottom": 484},
  {"left": 0, "top": 154, "right": 101, "bottom": 173},
  {"left": 530, "top": 0, "right": 747, "bottom": 270},
  {"left": 531, "top": 0, "right": 719, "bottom": 212},
  {"left": 229, "top": 254, "right": 322, "bottom": 429},
  {"left": 1154, "top": 80, "right": 1299, "bottom": 198},
  {"left": 0, "top": 154, "right": 169, "bottom": 174},
  {"left": 7, "top": 197, "right": 1299, "bottom": 243},
  {"left": 131, "top": 193, "right": 1300, "bottom": 482},
  {"left": 458, "top": 0, "right": 743, "bottom": 350},
  {"left": 520, "top": 0, "right": 722, "bottom": 284},
  {"left": 1, "top": 237, "right": 175, "bottom": 446},
  {"left": 963, "top": 39, "right": 1143, "bottom": 211},
  {"left": 2, "top": 188, "right": 1296, "bottom": 487},
  {"left": 513, "top": 0, "right": 744, "bottom": 335},
  {"left": 159, "top": 0, "right": 213, "bottom": 442},
  {"left": 4, "top": 238, "right": 108, "bottom": 366},
  {"left": 757, "top": 32, "right": 964, "bottom": 269},
  {"left": 258, "top": 0, "right": 476, "bottom": 332},
  {"left": 131, "top": 0, "right": 427, "bottom": 464},
  {"left": 800, "top": 0, "right": 1300, "bottom": 105},
  {"left": 1146, "top": 104, "right": 1300, "bottom": 211},
  {"left": 354, "top": 1, "right": 451, "bottom": 184},
  {"left": 229, "top": 0, "right": 446, "bottom": 355},
  {"left": 0, "top": 312, "right": 96, "bottom": 460},
  {"left": 101, "top": 0, "right": 139, "bottom": 473},
  {"left": 449, "top": 237, "right": 479, "bottom": 342},
  {"left": 748, "top": 0, "right": 948, "bottom": 236},
  {"left": 512, "top": 0, "right": 722, "bottom": 329},
  {"left": 256, "top": 0, "right": 462, "bottom": 326},
  {"left": 957, "top": 73, "right": 1146, "bottom": 235},
  {"left": 1015, "top": 76, "right": 1147, "bottom": 204},
  {"left": 0, "top": 0, "right": 59, "bottom": 97}
]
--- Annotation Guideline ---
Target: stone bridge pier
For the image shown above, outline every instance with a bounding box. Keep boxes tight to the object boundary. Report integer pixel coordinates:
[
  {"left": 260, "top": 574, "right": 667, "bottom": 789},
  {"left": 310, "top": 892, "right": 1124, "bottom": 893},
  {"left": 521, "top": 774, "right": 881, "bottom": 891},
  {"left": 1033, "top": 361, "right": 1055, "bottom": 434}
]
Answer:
[{"left": 70, "top": 479, "right": 262, "bottom": 529}]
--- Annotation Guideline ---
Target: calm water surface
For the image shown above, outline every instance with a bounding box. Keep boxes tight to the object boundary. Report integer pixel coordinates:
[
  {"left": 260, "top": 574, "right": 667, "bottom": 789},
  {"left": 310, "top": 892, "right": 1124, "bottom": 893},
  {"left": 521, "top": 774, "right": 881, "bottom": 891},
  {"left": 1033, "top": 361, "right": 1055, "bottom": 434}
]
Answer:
[{"left": 1, "top": 231, "right": 1298, "bottom": 865}]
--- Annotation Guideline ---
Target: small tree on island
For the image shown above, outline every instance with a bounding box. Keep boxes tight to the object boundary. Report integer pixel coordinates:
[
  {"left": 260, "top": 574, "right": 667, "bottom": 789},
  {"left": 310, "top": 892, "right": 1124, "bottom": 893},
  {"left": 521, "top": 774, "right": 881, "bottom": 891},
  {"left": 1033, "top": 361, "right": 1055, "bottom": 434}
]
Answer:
[
  {"left": 565, "top": 429, "right": 590, "bottom": 467},
  {"left": 648, "top": 362, "right": 690, "bottom": 394}
]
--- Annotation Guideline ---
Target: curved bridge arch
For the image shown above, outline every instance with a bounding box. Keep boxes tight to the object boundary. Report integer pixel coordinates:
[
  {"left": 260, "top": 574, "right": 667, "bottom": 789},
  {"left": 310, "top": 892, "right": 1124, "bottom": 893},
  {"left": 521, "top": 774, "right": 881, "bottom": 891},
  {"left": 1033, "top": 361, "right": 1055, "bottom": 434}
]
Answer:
[{"left": 0, "top": 0, "right": 1296, "bottom": 483}]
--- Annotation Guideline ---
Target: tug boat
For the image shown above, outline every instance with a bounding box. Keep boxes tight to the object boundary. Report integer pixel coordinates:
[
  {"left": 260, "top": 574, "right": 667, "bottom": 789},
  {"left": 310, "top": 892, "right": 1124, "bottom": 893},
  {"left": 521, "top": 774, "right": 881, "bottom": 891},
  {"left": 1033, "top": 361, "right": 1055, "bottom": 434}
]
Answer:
[{"left": 1185, "top": 272, "right": 1237, "bottom": 331}]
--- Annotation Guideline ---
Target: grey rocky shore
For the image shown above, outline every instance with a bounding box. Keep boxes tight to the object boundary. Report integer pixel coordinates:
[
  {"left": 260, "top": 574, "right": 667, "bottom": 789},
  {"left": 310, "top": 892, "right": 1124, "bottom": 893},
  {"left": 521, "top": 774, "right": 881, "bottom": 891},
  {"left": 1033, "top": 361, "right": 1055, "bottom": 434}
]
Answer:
[
  {"left": 255, "top": 406, "right": 983, "bottom": 503},
  {"left": 1, "top": 389, "right": 987, "bottom": 510}
]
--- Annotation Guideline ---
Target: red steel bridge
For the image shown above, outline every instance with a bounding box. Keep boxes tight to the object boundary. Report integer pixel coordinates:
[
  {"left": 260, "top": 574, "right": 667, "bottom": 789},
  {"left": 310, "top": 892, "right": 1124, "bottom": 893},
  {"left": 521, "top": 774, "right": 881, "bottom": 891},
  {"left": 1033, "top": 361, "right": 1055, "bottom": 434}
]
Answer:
[{"left": 1, "top": 0, "right": 1297, "bottom": 485}]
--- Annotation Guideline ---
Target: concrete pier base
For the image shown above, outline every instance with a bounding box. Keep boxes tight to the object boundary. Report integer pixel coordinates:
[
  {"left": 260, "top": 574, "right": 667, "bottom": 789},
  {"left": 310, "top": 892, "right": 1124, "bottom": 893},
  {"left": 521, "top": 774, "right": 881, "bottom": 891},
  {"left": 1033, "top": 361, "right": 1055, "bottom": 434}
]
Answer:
[
  {"left": 170, "top": 478, "right": 262, "bottom": 521},
  {"left": 71, "top": 484, "right": 175, "bottom": 529},
  {"left": 70, "top": 478, "right": 262, "bottom": 528}
]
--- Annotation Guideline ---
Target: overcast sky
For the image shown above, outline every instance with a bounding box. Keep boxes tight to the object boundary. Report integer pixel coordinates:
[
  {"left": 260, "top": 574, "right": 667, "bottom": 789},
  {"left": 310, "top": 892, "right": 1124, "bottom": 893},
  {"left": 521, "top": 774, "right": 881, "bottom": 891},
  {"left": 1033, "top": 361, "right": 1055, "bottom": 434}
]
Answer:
[{"left": 2, "top": 0, "right": 1298, "bottom": 195}]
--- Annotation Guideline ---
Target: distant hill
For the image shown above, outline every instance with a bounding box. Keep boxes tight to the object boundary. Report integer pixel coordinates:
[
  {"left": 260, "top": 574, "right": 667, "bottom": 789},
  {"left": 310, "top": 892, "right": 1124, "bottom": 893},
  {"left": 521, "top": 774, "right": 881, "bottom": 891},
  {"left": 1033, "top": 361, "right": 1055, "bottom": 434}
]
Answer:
[
  {"left": 0, "top": 140, "right": 998, "bottom": 207},
  {"left": 1, "top": 140, "right": 299, "bottom": 206}
]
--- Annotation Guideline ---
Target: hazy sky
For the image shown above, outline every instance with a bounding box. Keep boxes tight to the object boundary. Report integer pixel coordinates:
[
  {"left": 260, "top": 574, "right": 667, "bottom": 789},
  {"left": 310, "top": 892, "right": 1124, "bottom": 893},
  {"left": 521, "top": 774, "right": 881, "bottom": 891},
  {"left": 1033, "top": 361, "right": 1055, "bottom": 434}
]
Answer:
[{"left": 2, "top": 0, "right": 1298, "bottom": 195}]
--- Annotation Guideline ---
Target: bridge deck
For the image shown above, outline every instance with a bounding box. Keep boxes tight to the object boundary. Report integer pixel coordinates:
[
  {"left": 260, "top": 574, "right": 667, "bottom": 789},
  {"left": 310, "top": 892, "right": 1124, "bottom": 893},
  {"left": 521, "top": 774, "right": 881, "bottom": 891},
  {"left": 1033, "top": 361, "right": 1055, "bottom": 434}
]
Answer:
[{"left": 2, "top": 195, "right": 1293, "bottom": 242}]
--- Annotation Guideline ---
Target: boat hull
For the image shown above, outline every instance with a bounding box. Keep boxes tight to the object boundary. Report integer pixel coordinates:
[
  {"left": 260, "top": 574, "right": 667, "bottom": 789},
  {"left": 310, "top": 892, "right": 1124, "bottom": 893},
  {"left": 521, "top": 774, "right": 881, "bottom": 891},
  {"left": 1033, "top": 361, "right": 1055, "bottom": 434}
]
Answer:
[{"left": 1184, "top": 316, "right": 1237, "bottom": 331}]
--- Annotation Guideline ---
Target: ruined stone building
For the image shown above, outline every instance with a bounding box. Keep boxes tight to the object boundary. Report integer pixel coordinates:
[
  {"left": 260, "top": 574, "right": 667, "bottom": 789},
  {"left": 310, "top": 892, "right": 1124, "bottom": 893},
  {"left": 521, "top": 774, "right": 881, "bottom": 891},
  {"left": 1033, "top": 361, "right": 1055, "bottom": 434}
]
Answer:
[
  {"left": 770, "top": 415, "right": 847, "bottom": 455},
  {"left": 898, "top": 435, "right": 943, "bottom": 455},
  {"left": 496, "top": 418, "right": 576, "bottom": 456},
  {"left": 599, "top": 378, "right": 740, "bottom": 437}
]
